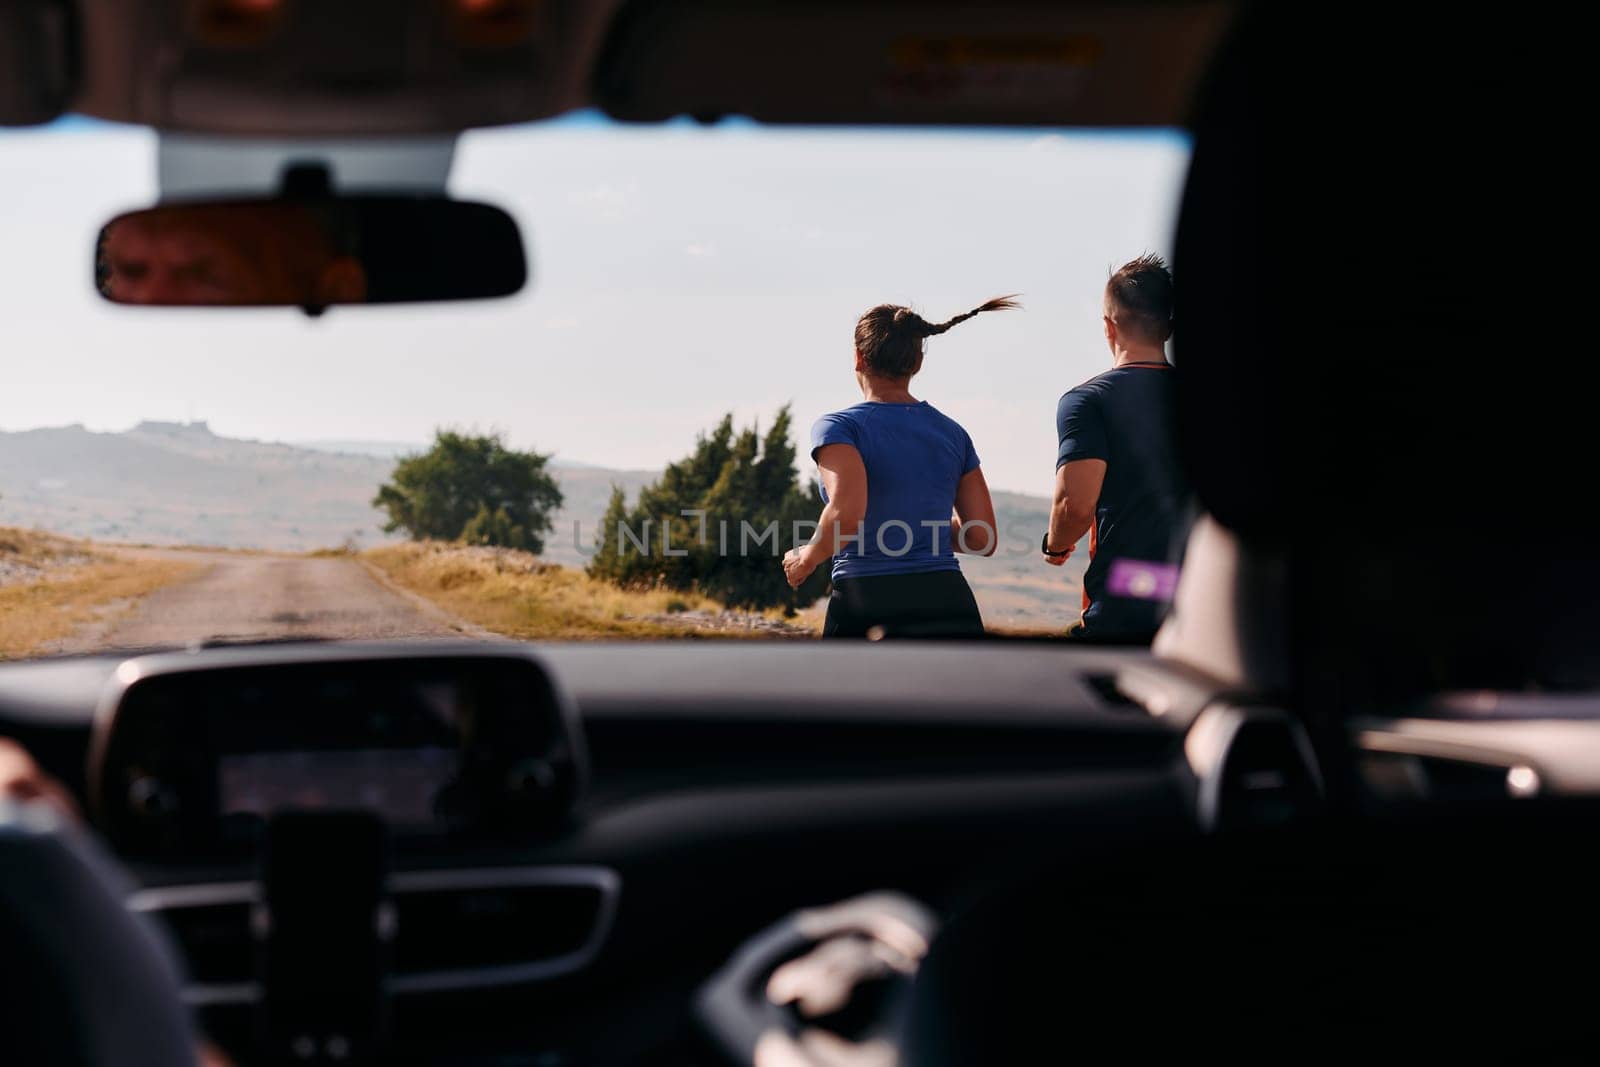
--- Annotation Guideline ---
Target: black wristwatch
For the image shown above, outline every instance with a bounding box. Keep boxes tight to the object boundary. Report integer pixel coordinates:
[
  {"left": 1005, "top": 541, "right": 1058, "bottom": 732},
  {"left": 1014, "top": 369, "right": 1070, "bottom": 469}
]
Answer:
[{"left": 1041, "top": 532, "right": 1072, "bottom": 558}]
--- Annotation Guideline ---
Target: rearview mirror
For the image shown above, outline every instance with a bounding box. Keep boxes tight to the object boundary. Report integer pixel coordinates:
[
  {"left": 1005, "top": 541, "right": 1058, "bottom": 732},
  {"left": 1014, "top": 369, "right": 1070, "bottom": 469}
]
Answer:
[{"left": 94, "top": 195, "right": 527, "bottom": 313}]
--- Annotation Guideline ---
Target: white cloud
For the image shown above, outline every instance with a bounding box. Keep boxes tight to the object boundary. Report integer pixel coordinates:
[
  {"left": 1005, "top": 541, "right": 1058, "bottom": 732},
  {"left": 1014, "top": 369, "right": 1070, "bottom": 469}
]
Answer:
[{"left": 684, "top": 243, "right": 716, "bottom": 258}]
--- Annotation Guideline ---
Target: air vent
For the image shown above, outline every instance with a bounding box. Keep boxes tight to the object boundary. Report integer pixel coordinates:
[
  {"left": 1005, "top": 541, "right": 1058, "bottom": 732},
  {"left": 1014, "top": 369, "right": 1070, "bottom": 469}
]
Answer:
[
  {"left": 1357, "top": 750, "right": 1540, "bottom": 805},
  {"left": 1185, "top": 706, "right": 1324, "bottom": 832},
  {"left": 128, "top": 883, "right": 259, "bottom": 1005},
  {"left": 388, "top": 868, "right": 619, "bottom": 991},
  {"left": 129, "top": 867, "right": 619, "bottom": 1003}
]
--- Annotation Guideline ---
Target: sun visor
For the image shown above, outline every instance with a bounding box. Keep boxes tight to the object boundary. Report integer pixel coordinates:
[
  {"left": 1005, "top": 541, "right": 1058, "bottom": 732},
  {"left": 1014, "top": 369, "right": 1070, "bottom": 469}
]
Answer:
[
  {"left": 71, "top": 0, "right": 603, "bottom": 135},
  {"left": 0, "top": 0, "right": 76, "bottom": 126},
  {"left": 596, "top": 1, "right": 1234, "bottom": 127}
]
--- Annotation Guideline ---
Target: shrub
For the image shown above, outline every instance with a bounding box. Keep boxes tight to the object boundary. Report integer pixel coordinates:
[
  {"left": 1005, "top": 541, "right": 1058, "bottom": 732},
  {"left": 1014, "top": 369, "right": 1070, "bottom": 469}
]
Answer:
[
  {"left": 587, "top": 406, "right": 828, "bottom": 611},
  {"left": 374, "top": 430, "right": 562, "bottom": 553}
]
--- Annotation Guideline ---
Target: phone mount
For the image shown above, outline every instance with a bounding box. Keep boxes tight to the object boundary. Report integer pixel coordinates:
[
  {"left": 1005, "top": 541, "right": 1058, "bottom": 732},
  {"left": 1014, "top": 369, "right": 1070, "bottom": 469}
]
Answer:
[{"left": 255, "top": 811, "right": 392, "bottom": 1065}]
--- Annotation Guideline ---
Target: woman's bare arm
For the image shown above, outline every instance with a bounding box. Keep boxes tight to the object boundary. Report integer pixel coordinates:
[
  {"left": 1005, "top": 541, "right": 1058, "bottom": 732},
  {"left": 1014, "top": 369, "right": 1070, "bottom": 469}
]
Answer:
[
  {"left": 783, "top": 444, "right": 868, "bottom": 588},
  {"left": 951, "top": 466, "right": 997, "bottom": 556}
]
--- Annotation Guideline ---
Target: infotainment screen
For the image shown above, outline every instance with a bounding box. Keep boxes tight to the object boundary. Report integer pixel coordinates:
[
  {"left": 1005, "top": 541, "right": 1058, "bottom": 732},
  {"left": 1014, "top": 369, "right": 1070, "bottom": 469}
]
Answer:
[
  {"left": 92, "top": 651, "right": 585, "bottom": 857},
  {"left": 218, "top": 747, "right": 458, "bottom": 828}
]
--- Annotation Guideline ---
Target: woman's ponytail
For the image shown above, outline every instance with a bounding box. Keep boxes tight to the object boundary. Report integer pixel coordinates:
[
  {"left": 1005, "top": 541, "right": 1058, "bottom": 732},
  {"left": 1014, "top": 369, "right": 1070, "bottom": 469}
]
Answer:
[
  {"left": 856, "top": 295, "right": 1021, "bottom": 378},
  {"left": 923, "top": 295, "right": 1023, "bottom": 336}
]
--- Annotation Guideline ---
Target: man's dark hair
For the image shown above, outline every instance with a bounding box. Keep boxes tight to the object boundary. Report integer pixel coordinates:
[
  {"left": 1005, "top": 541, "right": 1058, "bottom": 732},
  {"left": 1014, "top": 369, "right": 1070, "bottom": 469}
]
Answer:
[
  {"left": 1105, "top": 253, "right": 1174, "bottom": 343},
  {"left": 854, "top": 295, "right": 1021, "bottom": 378}
]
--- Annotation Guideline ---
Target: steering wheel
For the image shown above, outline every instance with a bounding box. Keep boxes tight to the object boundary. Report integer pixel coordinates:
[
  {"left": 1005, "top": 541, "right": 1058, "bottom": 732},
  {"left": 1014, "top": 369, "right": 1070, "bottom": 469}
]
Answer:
[
  {"left": 696, "top": 892, "right": 938, "bottom": 1067},
  {"left": 0, "top": 800, "right": 198, "bottom": 1067}
]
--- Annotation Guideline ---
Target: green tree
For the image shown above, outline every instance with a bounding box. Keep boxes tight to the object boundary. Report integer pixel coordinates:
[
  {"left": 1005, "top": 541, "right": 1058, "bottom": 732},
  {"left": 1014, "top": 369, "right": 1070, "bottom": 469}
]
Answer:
[
  {"left": 588, "top": 406, "right": 828, "bottom": 612},
  {"left": 461, "top": 504, "right": 528, "bottom": 549},
  {"left": 374, "top": 430, "right": 562, "bottom": 552}
]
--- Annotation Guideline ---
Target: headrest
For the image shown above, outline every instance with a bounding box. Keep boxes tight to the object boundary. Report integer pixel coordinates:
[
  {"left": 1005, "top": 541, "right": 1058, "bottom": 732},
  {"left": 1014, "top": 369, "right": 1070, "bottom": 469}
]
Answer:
[
  {"left": 1179, "top": 6, "right": 1571, "bottom": 541},
  {"left": 1171, "top": 5, "right": 1595, "bottom": 691}
]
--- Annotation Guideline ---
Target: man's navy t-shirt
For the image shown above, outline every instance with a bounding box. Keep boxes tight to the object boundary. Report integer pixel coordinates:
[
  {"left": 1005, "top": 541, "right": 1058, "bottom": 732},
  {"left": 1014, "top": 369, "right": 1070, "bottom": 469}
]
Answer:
[
  {"left": 811, "top": 401, "right": 980, "bottom": 582},
  {"left": 1056, "top": 364, "right": 1187, "bottom": 637}
]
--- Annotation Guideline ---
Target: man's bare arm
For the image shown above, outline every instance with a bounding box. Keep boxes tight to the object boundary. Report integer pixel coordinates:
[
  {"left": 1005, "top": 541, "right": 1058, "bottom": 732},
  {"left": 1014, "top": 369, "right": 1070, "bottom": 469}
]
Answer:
[{"left": 1045, "top": 459, "right": 1106, "bottom": 564}]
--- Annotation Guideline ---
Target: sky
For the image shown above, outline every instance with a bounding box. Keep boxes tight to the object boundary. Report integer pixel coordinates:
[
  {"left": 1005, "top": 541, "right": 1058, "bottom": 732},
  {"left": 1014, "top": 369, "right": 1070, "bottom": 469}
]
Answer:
[{"left": 0, "top": 115, "right": 1188, "bottom": 496}]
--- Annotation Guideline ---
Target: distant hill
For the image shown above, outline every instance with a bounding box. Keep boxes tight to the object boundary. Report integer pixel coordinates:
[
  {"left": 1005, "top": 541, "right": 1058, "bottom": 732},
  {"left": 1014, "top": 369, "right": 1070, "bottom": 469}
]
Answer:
[
  {"left": 0, "top": 421, "right": 1084, "bottom": 628},
  {"left": 956, "top": 489, "right": 1088, "bottom": 629},
  {"left": 526, "top": 465, "right": 660, "bottom": 568},
  {"left": 0, "top": 421, "right": 393, "bottom": 551},
  {"left": 0, "top": 421, "right": 656, "bottom": 565},
  {"left": 292, "top": 439, "right": 424, "bottom": 460},
  {"left": 294, "top": 439, "right": 617, "bottom": 471}
]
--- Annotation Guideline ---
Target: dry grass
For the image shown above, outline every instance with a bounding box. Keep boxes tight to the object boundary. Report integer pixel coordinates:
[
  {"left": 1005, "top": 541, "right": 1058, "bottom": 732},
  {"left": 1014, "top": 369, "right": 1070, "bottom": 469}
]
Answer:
[
  {"left": 306, "top": 544, "right": 359, "bottom": 558},
  {"left": 364, "top": 542, "right": 813, "bottom": 640},
  {"left": 0, "top": 527, "right": 197, "bottom": 659},
  {"left": 0, "top": 527, "right": 72, "bottom": 566}
]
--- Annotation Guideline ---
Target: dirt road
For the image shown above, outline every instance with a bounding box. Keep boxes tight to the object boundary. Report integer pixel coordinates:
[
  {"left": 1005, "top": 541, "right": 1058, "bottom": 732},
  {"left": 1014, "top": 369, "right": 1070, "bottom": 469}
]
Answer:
[{"left": 52, "top": 549, "right": 487, "bottom": 653}]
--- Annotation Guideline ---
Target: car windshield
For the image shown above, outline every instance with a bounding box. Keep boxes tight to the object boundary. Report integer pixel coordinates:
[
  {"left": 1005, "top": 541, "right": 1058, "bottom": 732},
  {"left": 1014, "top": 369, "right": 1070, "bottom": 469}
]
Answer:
[{"left": 1, "top": 115, "right": 1188, "bottom": 656}]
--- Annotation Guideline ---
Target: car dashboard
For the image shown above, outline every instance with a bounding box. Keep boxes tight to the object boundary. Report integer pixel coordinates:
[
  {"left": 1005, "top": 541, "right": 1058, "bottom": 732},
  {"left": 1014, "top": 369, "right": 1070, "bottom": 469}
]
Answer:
[
  {"left": 0, "top": 640, "right": 1197, "bottom": 1062},
  {"left": 3, "top": 639, "right": 1590, "bottom": 1064}
]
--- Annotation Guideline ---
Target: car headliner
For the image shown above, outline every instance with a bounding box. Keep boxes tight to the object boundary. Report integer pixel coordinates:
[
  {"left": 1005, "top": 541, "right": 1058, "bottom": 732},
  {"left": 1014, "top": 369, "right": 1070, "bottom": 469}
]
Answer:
[{"left": 38, "top": 0, "right": 1237, "bottom": 135}]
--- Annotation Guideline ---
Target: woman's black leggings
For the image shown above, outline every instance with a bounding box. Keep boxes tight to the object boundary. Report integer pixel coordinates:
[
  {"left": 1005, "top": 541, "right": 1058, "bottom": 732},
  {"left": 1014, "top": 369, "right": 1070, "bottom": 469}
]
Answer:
[{"left": 822, "top": 570, "right": 985, "bottom": 639}]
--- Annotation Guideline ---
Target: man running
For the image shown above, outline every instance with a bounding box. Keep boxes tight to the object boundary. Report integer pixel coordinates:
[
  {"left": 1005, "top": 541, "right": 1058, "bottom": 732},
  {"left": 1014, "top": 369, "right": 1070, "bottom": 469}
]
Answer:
[{"left": 1041, "top": 254, "right": 1188, "bottom": 641}]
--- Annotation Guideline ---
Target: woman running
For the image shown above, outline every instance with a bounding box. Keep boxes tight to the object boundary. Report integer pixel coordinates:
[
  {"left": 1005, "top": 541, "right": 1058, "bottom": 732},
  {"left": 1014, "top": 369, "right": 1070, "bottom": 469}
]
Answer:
[{"left": 782, "top": 296, "right": 1018, "bottom": 638}]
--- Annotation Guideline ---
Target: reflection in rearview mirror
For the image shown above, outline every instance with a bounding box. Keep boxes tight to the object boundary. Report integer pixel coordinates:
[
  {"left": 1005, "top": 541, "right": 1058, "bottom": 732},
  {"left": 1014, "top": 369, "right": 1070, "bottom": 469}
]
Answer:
[{"left": 94, "top": 196, "right": 527, "bottom": 313}]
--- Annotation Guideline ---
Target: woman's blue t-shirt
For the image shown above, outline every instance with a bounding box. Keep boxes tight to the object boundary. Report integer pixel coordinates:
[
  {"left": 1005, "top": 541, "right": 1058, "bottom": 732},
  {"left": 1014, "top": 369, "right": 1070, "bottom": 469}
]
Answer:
[{"left": 809, "top": 401, "right": 981, "bottom": 582}]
